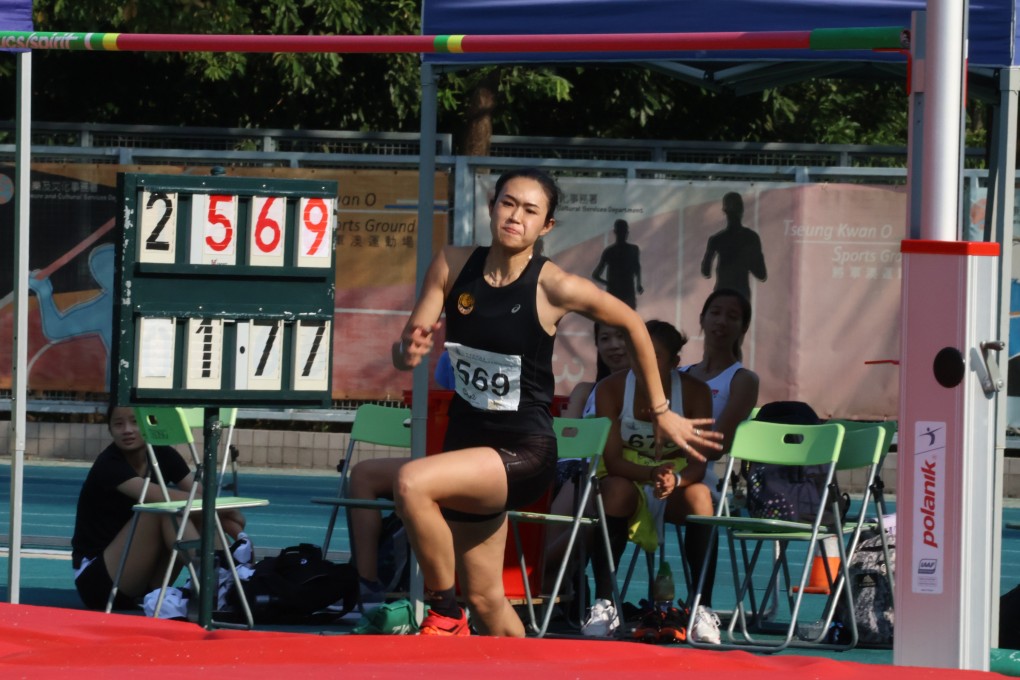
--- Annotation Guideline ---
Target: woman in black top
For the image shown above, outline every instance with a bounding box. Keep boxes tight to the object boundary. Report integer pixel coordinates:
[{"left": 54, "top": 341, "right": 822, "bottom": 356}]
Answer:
[
  {"left": 71, "top": 405, "right": 244, "bottom": 610},
  {"left": 389, "top": 168, "right": 723, "bottom": 637}
]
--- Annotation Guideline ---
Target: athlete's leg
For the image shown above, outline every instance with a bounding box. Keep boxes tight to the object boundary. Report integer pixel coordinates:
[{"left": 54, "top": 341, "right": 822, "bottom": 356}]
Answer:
[
  {"left": 393, "top": 447, "right": 508, "bottom": 600},
  {"left": 452, "top": 515, "right": 525, "bottom": 637}
]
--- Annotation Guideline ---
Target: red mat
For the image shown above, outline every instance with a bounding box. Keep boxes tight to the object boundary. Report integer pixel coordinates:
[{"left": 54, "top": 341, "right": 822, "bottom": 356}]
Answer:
[{"left": 0, "top": 603, "right": 999, "bottom": 678}]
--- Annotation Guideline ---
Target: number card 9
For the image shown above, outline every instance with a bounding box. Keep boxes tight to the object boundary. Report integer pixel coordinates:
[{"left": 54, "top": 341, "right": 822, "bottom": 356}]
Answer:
[{"left": 297, "top": 197, "right": 335, "bottom": 268}]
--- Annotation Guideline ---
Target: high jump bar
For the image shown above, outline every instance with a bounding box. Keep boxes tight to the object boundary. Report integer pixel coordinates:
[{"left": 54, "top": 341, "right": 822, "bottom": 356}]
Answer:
[{"left": 0, "top": 27, "right": 909, "bottom": 54}]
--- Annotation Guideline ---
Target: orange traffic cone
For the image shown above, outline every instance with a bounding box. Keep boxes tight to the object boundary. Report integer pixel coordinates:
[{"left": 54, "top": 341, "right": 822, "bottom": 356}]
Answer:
[{"left": 793, "top": 537, "right": 840, "bottom": 595}]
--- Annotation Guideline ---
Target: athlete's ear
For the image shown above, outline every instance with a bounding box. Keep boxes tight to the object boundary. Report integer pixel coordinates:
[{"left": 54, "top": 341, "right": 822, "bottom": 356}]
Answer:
[{"left": 540, "top": 218, "right": 555, "bottom": 235}]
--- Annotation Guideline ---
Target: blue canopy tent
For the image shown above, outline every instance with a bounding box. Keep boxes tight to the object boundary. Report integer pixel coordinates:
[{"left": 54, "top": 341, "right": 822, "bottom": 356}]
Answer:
[{"left": 422, "top": 0, "right": 1012, "bottom": 83}]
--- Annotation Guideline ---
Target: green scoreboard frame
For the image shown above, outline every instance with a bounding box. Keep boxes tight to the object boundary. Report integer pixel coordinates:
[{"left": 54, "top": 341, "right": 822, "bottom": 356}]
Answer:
[{"left": 113, "top": 173, "right": 338, "bottom": 408}]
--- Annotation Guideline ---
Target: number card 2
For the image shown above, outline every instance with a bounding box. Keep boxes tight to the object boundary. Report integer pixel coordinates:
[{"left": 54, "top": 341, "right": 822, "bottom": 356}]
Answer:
[
  {"left": 185, "top": 318, "right": 224, "bottom": 389},
  {"left": 248, "top": 196, "right": 287, "bottom": 267},
  {"left": 292, "top": 319, "right": 331, "bottom": 391},
  {"left": 296, "top": 197, "right": 335, "bottom": 268},
  {"left": 190, "top": 194, "right": 237, "bottom": 265},
  {"left": 234, "top": 320, "right": 283, "bottom": 390},
  {"left": 138, "top": 191, "right": 178, "bottom": 264},
  {"left": 135, "top": 317, "right": 176, "bottom": 389}
]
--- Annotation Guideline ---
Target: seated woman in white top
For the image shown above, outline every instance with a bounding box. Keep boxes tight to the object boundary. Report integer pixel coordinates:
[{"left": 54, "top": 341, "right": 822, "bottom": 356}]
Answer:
[
  {"left": 680, "top": 288, "right": 760, "bottom": 496},
  {"left": 585, "top": 320, "right": 715, "bottom": 641}
]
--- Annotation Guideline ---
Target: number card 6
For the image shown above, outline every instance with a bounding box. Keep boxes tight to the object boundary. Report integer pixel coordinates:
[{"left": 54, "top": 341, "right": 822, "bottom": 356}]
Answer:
[
  {"left": 248, "top": 196, "right": 287, "bottom": 267},
  {"left": 297, "top": 197, "right": 335, "bottom": 268}
]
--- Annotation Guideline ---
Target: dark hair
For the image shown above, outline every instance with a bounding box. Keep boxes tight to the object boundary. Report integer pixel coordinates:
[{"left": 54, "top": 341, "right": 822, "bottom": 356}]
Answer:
[
  {"left": 490, "top": 168, "right": 560, "bottom": 222},
  {"left": 106, "top": 401, "right": 129, "bottom": 433},
  {"left": 593, "top": 322, "right": 611, "bottom": 381},
  {"left": 646, "top": 319, "right": 687, "bottom": 358},
  {"left": 699, "top": 288, "right": 752, "bottom": 360}
]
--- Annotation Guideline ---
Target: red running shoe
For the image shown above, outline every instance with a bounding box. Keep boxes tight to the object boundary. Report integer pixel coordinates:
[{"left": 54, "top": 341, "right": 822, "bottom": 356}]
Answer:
[
  {"left": 631, "top": 609, "right": 663, "bottom": 644},
  {"left": 419, "top": 608, "right": 471, "bottom": 636},
  {"left": 657, "top": 606, "right": 688, "bottom": 644}
]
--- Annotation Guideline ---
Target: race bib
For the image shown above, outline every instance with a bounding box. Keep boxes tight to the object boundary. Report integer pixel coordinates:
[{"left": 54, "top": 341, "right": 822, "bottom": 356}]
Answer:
[{"left": 445, "top": 342, "right": 522, "bottom": 411}]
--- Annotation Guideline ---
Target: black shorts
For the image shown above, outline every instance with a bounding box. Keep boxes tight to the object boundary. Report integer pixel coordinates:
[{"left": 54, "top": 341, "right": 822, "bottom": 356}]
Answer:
[
  {"left": 441, "top": 428, "right": 557, "bottom": 522},
  {"left": 74, "top": 556, "right": 138, "bottom": 611}
]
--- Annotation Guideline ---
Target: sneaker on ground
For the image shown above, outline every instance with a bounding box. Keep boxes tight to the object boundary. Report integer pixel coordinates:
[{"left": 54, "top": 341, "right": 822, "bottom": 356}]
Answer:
[
  {"left": 419, "top": 608, "right": 471, "bottom": 636},
  {"left": 581, "top": 598, "right": 620, "bottom": 637},
  {"left": 631, "top": 608, "right": 663, "bottom": 644},
  {"left": 229, "top": 532, "right": 254, "bottom": 566},
  {"left": 689, "top": 605, "right": 721, "bottom": 644},
  {"left": 658, "top": 606, "right": 688, "bottom": 644}
]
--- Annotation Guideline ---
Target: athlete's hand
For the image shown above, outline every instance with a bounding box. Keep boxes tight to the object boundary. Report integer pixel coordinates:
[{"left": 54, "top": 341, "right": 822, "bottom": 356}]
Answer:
[
  {"left": 651, "top": 412, "right": 722, "bottom": 464},
  {"left": 393, "top": 323, "right": 441, "bottom": 370}
]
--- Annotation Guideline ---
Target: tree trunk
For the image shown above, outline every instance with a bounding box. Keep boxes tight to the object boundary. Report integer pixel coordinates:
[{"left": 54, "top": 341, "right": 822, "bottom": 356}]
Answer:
[{"left": 460, "top": 69, "right": 500, "bottom": 156}]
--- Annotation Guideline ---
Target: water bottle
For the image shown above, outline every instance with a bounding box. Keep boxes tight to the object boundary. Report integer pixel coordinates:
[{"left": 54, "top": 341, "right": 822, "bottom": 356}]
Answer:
[{"left": 652, "top": 560, "right": 675, "bottom": 611}]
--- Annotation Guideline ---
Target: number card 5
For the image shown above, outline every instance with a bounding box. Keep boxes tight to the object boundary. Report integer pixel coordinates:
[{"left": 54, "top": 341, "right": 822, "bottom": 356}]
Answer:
[
  {"left": 297, "top": 197, "right": 335, "bottom": 268},
  {"left": 190, "top": 194, "right": 237, "bottom": 265}
]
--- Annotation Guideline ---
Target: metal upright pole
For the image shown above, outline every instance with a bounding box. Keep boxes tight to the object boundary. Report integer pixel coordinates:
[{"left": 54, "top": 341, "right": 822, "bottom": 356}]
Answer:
[
  {"left": 7, "top": 50, "right": 31, "bottom": 604},
  {"left": 198, "top": 408, "right": 221, "bottom": 628},
  {"left": 408, "top": 58, "right": 439, "bottom": 625}
]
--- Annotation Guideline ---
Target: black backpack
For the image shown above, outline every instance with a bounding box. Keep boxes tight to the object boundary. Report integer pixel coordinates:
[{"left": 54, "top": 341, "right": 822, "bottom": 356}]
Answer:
[
  {"left": 745, "top": 401, "right": 848, "bottom": 523},
  {"left": 234, "top": 543, "right": 359, "bottom": 623}
]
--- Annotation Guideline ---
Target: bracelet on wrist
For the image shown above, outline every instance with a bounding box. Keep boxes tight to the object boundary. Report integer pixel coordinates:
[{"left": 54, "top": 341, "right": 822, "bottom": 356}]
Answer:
[{"left": 651, "top": 399, "right": 670, "bottom": 416}]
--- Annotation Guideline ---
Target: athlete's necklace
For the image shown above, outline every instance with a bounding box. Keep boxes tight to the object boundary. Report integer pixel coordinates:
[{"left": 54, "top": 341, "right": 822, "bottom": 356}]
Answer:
[{"left": 485, "top": 254, "right": 532, "bottom": 287}]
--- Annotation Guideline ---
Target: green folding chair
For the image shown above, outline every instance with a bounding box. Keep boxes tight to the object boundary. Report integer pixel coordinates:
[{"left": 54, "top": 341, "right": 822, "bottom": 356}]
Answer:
[
  {"left": 507, "top": 416, "right": 616, "bottom": 638},
  {"left": 106, "top": 407, "right": 268, "bottom": 628},
  {"left": 309, "top": 403, "right": 412, "bottom": 558},
  {"left": 686, "top": 419, "right": 846, "bottom": 652},
  {"left": 183, "top": 407, "right": 241, "bottom": 495}
]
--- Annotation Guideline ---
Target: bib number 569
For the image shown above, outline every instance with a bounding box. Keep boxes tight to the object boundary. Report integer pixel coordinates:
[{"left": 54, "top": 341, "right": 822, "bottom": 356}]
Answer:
[{"left": 455, "top": 360, "right": 511, "bottom": 397}]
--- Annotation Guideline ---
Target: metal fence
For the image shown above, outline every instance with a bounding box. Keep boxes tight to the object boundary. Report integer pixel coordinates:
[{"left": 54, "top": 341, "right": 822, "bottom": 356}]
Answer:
[{"left": 0, "top": 121, "right": 997, "bottom": 421}]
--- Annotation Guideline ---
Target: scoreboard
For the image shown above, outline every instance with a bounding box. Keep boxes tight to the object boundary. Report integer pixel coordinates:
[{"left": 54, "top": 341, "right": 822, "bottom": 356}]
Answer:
[{"left": 113, "top": 173, "right": 338, "bottom": 407}]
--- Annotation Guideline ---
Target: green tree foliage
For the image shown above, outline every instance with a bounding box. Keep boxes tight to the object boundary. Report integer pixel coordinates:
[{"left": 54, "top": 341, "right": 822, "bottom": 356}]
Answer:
[{"left": 7, "top": 0, "right": 424, "bottom": 130}]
